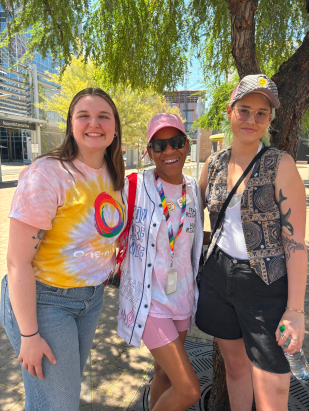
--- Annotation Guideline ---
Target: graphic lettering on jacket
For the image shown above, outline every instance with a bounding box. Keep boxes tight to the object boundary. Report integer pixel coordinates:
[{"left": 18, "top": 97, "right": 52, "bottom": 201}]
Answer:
[
  {"left": 186, "top": 207, "right": 196, "bottom": 219},
  {"left": 130, "top": 206, "right": 148, "bottom": 261},
  {"left": 119, "top": 269, "right": 143, "bottom": 309},
  {"left": 120, "top": 307, "right": 135, "bottom": 327},
  {"left": 186, "top": 222, "right": 196, "bottom": 234}
]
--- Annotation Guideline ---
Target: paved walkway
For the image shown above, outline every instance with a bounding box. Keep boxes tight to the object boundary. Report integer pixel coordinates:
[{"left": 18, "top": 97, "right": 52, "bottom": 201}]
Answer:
[{"left": 0, "top": 164, "right": 308, "bottom": 410}]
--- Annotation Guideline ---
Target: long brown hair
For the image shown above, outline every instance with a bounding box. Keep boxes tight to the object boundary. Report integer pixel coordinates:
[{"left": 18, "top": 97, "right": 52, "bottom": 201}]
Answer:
[{"left": 36, "top": 88, "right": 125, "bottom": 191}]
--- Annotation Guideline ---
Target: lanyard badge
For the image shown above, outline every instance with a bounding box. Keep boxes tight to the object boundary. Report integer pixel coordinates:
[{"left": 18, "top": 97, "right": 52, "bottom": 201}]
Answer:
[{"left": 154, "top": 170, "right": 186, "bottom": 294}]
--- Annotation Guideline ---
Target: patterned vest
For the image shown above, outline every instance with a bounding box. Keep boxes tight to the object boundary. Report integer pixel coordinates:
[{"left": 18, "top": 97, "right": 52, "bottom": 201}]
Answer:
[{"left": 206, "top": 147, "right": 287, "bottom": 285}]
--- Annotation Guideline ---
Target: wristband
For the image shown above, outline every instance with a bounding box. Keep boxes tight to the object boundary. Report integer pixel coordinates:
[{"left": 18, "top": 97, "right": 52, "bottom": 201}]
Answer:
[
  {"left": 285, "top": 307, "right": 305, "bottom": 315},
  {"left": 20, "top": 330, "right": 39, "bottom": 337}
]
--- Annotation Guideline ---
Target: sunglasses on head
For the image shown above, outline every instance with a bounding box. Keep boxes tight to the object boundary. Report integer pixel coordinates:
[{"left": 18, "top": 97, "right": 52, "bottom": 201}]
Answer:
[{"left": 148, "top": 135, "right": 187, "bottom": 153}]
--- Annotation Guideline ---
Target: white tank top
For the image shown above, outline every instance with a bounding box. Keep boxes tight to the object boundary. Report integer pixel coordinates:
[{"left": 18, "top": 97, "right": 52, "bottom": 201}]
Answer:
[
  {"left": 217, "top": 142, "right": 262, "bottom": 259},
  {"left": 217, "top": 193, "right": 249, "bottom": 259}
]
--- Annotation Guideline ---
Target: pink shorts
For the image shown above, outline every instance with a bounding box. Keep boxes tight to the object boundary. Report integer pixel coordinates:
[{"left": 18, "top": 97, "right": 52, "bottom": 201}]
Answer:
[{"left": 142, "top": 316, "right": 191, "bottom": 350}]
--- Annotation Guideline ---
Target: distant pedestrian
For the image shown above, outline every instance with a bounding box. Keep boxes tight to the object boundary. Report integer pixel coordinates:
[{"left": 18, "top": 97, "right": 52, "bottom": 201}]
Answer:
[
  {"left": 0, "top": 88, "right": 125, "bottom": 410},
  {"left": 117, "top": 113, "right": 203, "bottom": 411},
  {"left": 197, "top": 74, "right": 307, "bottom": 411}
]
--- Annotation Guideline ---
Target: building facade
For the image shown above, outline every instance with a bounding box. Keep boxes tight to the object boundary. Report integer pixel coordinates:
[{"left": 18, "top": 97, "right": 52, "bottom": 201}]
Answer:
[
  {"left": 0, "top": 6, "right": 63, "bottom": 164},
  {"left": 164, "top": 90, "right": 205, "bottom": 139}
]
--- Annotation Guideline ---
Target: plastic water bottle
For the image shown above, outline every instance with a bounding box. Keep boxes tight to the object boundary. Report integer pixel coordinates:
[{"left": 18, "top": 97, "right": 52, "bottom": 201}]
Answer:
[{"left": 281, "top": 337, "right": 309, "bottom": 380}]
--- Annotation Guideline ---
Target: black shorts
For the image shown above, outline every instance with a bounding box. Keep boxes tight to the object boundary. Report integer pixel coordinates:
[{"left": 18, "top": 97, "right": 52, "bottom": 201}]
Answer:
[{"left": 196, "top": 245, "right": 290, "bottom": 374}]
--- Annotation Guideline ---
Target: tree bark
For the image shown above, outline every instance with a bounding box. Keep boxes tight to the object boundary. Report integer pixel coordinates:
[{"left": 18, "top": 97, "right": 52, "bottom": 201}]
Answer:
[
  {"left": 207, "top": 339, "right": 231, "bottom": 411},
  {"left": 226, "top": 0, "right": 260, "bottom": 78},
  {"left": 271, "top": 30, "right": 309, "bottom": 158}
]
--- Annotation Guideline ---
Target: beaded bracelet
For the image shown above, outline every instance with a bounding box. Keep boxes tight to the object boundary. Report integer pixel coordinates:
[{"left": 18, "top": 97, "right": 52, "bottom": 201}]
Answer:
[
  {"left": 285, "top": 307, "right": 305, "bottom": 315},
  {"left": 20, "top": 330, "right": 39, "bottom": 337}
]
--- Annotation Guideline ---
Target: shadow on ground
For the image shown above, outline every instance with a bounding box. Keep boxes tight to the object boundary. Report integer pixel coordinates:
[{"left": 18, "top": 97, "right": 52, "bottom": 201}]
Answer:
[{"left": 0, "top": 181, "right": 18, "bottom": 190}]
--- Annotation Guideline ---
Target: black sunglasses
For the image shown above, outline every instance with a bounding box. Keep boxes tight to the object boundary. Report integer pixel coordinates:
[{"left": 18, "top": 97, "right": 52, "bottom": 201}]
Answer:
[{"left": 148, "top": 135, "right": 187, "bottom": 153}]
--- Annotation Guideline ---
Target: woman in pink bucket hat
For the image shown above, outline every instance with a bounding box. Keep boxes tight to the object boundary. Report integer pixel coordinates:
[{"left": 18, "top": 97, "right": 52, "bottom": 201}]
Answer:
[
  {"left": 197, "top": 74, "right": 307, "bottom": 410},
  {"left": 117, "top": 113, "right": 204, "bottom": 410}
]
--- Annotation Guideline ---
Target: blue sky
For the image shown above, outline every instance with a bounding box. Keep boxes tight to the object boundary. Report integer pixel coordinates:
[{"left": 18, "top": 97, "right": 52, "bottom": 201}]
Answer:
[{"left": 176, "top": 56, "right": 205, "bottom": 91}]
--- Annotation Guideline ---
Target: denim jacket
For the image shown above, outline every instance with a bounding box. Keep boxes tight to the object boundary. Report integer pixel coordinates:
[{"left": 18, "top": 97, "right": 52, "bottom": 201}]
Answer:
[
  {"left": 206, "top": 147, "right": 286, "bottom": 285},
  {"left": 117, "top": 169, "right": 204, "bottom": 348}
]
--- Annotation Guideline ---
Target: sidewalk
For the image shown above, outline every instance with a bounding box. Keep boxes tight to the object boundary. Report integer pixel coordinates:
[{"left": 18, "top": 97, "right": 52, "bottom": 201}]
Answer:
[{"left": 0, "top": 164, "right": 309, "bottom": 410}]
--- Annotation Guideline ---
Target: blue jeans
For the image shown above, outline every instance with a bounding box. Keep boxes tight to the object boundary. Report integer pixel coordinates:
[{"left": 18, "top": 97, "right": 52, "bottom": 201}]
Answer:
[{"left": 0, "top": 275, "right": 104, "bottom": 411}]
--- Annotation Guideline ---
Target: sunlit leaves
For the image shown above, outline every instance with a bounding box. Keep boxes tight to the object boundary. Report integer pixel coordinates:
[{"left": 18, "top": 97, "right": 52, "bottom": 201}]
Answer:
[
  {"left": 0, "top": 0, "right": 189, "bottom": 91},
  {"left": 38, "top": 56, "right": 181, "bottom": 149},
  {"left": 189, "top": 0, "right": 309, "bottom": 82},
  {"left": 198, "top": 76, "right": 238, "bottom": 132}
]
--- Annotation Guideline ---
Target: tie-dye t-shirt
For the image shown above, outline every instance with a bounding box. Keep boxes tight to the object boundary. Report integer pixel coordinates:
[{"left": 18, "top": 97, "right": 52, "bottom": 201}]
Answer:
[
  {"left": 149, "top": 180, "right": 196, "bottom": 320},
  {"left": 9, "top": 157, "right": 125, "bottom": 288}
]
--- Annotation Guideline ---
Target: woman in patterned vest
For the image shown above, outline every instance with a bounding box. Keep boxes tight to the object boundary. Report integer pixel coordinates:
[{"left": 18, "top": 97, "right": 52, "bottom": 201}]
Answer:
[{"left": 196, "top": 74, "right": 307, "bottom": 411}]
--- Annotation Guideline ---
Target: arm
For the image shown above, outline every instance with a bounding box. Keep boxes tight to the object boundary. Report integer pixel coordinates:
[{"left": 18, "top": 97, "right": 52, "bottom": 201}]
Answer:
[
  {"left": 274, "top": 154, "right": 307, "bottom": 354},
  {"left": 198, "top": 158, "right": 212, "bottom": 242},
  {"left": 198, "top": 157, "right": 209, "bottom": 209},
  {"left": 7, "top": 218, "right": 56, "bottom": 379}
]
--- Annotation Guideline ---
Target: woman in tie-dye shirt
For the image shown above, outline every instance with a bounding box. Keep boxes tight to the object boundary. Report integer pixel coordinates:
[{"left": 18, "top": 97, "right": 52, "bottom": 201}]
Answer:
[{"left": 0, "top": 88, "right": 125, "bottom": 410}]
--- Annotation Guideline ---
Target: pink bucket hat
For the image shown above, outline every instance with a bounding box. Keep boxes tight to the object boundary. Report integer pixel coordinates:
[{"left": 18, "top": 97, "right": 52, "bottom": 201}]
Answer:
[{"left": 141, "top": 113, "right": 186, "bottom": 159}]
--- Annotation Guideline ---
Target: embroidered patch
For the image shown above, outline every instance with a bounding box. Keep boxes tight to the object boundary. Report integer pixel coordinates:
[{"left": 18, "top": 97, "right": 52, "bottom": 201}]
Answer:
[{"left": 257, "top": 76, "right": 268, "bottom": 88}]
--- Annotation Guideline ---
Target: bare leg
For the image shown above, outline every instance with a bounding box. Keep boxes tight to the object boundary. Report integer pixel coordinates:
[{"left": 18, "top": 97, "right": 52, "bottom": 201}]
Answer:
[
  {"left": 216, "top": 338, "right": 253, "bottom": 411},
  {"left": 150, "top": 331, "right": 187, "bottom": 410},
  {"left": 251, "top": 363, "right": 290, "bottom": 411},
  {"left": 150, "top": 332, "right": 200, "bottom": 411}
]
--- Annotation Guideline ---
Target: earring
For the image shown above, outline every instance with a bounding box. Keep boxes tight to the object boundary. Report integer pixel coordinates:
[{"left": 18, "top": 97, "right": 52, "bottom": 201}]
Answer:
[{"left": 114, "top": 132, "right": 118, "bottom": 138}]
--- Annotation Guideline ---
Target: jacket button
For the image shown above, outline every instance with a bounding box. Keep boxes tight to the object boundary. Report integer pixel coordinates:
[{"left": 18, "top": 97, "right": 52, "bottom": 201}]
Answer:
[
  {"left": 245, "top": 233, "right": 251, "bottom": 237},
  {"left": 138, "top": 325, "right": 142, "bottom": 328},
  {"left": 159, "top": 204, "right": 162, "bottom": 207},
  {"left": 144, "top": 304, "right": 148, "bottom": 308},
  {"left": 152, "top": 244, "right": 155, "bottom": 247},
  {"left": 147, "top": 284, "right": 150, "bottom": 288},
  {"left": 153, "top": 223, "right": 157, "bottom": 227},
  {"left": 148, "top": 263, "right": 151, "bottom": 267}
]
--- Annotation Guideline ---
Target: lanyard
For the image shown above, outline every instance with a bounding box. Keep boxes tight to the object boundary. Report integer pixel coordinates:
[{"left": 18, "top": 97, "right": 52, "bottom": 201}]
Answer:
[{"left": 154, "top": 170, "right": 186, "bottom": 268}]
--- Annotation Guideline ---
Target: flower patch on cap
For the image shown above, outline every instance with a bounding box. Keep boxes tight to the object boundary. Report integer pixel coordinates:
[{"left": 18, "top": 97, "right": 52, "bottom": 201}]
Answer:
[{"left": 257, "top": 76, "right": 268, "bottom": 88}]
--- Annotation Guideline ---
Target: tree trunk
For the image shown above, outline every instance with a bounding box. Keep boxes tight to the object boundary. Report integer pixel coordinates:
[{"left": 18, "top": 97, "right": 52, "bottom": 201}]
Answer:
[
  {"left": 207, "top": 339, "right": 230, "bottom": 411},
  {"left": 271, "top": 30, "right": 309, "bottom": 158},
  {"left": 226, "top": 0, "right": 260, "bottom": 78}
]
